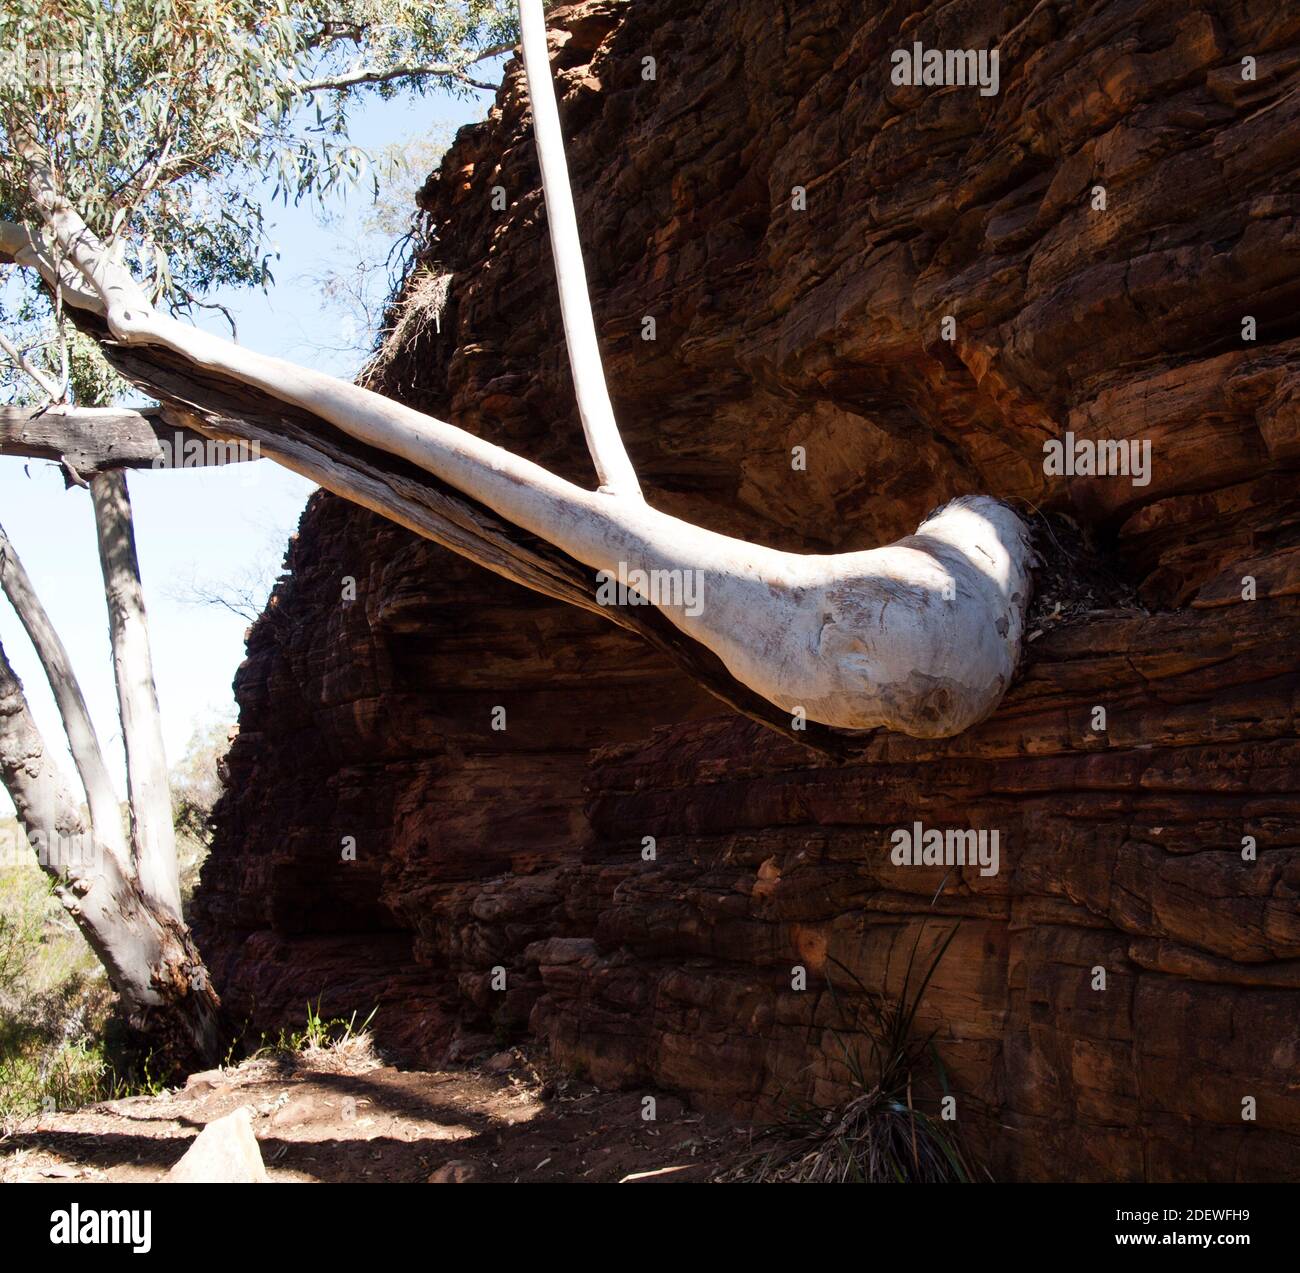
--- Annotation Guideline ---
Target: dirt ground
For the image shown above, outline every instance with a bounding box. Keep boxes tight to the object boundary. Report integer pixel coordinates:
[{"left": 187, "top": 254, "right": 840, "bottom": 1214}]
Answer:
[{"left": 0, "top": 1044, "right": 755, "bottom": 1184}]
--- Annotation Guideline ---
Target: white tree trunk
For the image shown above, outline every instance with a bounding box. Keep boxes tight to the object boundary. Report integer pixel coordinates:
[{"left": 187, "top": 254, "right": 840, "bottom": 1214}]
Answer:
[
  {"left": 0, "top": 639, "right": 221, "bottom": 1063},
  {"left": 90, "top": 471, "right": 182, "bottom": 915}
]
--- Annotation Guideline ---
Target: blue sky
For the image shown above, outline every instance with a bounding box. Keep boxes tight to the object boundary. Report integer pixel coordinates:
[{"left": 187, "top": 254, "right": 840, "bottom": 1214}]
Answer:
[{"left": 0, "top": 77, "right": 501, "bottom": 812}]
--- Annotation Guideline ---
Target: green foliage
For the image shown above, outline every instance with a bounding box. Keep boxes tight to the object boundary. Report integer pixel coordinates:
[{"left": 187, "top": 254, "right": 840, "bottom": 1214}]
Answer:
[
  {"left": 0, "top": 839, "right": 162, "bottom": 1131},
  {"left": 169, "top": 717, "right": 233, "bottom": 910},
  {"left": 0, "top": 864, "right": 43, "bottom": 992},
  {"left": 0, "top": 0, "right": 515, "bottom": 310},
  {"left": 0, "top": 311, "right": 127, "bottom": 406},
  {"left": 63, "top": 327, "right": 126, "bottom": 404}
]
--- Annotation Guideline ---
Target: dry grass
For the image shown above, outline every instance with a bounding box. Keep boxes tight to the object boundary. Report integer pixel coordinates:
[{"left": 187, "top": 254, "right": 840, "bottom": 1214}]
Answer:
[
  {"left": 360, "top": 265, "right": 452, "bottom": 391},
  {"left": 301, "top": 1027, "right": 381, "bottom": 1075},
  {"left": 723, "top": 925, "right": 986, "bottom": 1183},
  {"left": 251, "top": 1000, "right": 381, "bottom": 1074}
]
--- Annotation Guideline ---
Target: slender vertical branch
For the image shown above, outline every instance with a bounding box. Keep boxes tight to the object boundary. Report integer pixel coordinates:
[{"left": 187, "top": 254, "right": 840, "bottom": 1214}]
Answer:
[
  {"left": 0, "top": 520, "right": 130, "bottom": 871},
  {"left": 518, "top": 0, "right": 642, "bottom": 498},
  {"left": 90, "top": 470, "right": 181, "bottom": 917}
]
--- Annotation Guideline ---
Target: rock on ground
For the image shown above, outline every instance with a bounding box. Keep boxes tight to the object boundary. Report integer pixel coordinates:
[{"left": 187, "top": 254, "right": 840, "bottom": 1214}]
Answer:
[{"left": 164, "top": 1107, "right": 269, "bottom": 1184}]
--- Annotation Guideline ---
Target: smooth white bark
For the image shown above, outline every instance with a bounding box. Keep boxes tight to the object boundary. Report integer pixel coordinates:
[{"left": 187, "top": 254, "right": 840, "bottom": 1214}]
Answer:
[
  {"left": 90, "top": 471, "right": 182, "bottom": 916},
  {"left": 518, "top": 0, "right": 641, "bottom": 497},
  {"left": 0, "top": 220, "right": 106, "bottom": 315},
  {"left": 8, "top": 195, "right": 1034, "bottom": 736},
  {"left": 92, "top": 292, "right": 1034, "bottom": 732}
]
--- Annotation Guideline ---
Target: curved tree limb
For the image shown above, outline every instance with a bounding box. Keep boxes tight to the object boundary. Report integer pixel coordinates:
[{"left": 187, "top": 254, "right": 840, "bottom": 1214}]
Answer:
[
  {"left": 93, "top": 329, "right": 853, "bottom": 756},
  {"left": 10, "top": 178, "right": 1032, "bottom": 741},
  {"left": 0, "top": 220, "right": 105, "bottom": 315},
  {"left": 0, "top": 7, "right": 1034, "bottom": 743}
]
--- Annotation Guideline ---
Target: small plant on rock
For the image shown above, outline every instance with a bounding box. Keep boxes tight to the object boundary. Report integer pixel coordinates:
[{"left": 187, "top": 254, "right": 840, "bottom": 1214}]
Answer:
[{"left": 730, "top": 925, "right": 986, "bottom": 1183}]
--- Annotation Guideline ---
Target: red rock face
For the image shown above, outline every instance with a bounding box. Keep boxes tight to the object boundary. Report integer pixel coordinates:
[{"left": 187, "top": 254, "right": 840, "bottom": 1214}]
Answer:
[{"left": 194, "top": 0, "right": 1300, "bottom": 1180}]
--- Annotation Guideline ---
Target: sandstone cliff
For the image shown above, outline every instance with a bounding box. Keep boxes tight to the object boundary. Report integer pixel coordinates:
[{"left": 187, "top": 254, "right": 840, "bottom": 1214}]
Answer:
[{"left": 194, "top": 0, "right": 1300, "bottom": 1181}]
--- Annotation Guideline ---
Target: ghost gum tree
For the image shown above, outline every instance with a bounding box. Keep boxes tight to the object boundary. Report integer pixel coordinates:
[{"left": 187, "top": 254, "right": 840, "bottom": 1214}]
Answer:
[
  {"left": 0, "top": 2, "right": 1035, "bottom": 1053},
  {"left": 0, "top": 0, "right": 516, "bottom": 1065}
]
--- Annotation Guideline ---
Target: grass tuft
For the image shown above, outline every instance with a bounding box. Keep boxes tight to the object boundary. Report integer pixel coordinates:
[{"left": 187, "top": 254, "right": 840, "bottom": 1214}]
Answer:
[
  {"left": 726, "top": 923, "right": 987, "bottom": 1183},
  {"left": 252, "top": 998, "right": 379, "bottom": 1070}
]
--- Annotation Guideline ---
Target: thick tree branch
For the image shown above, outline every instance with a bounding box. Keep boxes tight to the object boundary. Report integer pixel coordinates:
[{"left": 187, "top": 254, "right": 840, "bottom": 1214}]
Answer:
[
  {"left": 23, "top": 165, "right": 150, "bottom": 321},
  {"left": 11, "top": 66, "right": 1032, "bottom": 744},
  {"left": 0, "top": 404, "right": 258, "bottom": 471},
  {"left": 90, "top": 327, "right": 853, "bottom": 756},
  {"left": 0, "top": 221, "right": 106, "bottom": 314}
]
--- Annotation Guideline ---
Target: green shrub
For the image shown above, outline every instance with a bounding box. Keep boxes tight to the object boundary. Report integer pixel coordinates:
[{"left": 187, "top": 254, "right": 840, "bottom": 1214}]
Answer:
[{"left": 0, "top": 841, "right": 159, "bottom": 1131}]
